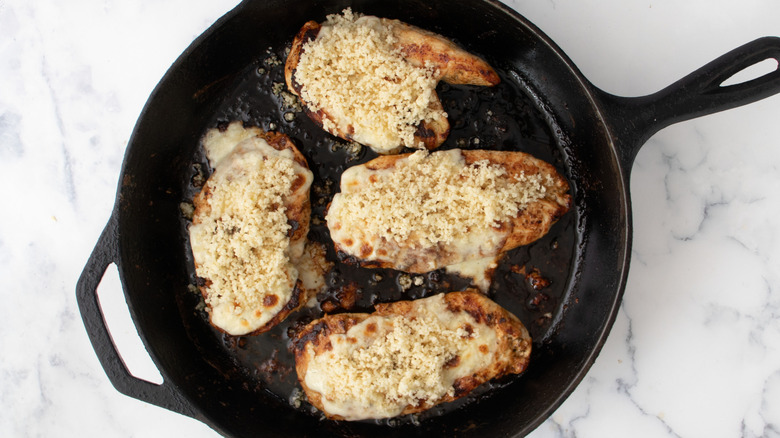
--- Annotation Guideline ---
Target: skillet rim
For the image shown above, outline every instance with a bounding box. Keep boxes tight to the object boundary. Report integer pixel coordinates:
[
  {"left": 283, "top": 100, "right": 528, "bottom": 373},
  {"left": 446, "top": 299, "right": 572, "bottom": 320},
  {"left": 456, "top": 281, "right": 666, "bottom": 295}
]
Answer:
[{"left": 88, "top": 0, "right": 635, "bottom": 436}]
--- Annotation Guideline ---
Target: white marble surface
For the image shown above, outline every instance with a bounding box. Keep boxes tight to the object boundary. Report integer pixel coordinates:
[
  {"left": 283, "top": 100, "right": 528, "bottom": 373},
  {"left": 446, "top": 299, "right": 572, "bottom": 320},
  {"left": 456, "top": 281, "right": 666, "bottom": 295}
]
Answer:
[{"left": 2, "top": 0, "right": 779, "bottom": 436}]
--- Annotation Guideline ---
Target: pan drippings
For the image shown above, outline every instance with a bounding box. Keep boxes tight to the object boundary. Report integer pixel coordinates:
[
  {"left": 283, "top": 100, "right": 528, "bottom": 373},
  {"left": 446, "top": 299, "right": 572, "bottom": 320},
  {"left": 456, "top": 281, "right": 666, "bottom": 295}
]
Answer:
[{"left": 177, "top": 46, "right": 577, "bottom": 424}]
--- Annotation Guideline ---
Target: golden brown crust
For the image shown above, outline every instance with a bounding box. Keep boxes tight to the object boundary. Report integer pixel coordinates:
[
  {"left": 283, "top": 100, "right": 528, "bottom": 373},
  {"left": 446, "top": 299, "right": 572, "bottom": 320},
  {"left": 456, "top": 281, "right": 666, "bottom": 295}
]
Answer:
[
  {"left": 255, "top": 130, "right": 312, "bottom": 244},
  {"left": 292, "top": 291, "right": 531, "bottom": 419},
  {"left": 284, "top": 15, "right": 499, "bottom": 153},
  {"left": 284, "top": 20, "right": 448, "bottom": 152},
  {"left": 192, "top": 129, "right": 314, "bottom": 335},
  {"left": 284, "top": 21, "right": 338, "bottom": 142},
  {"left": 193, "top": 130, "right": 312, "bottom": 246},
  {"left": 460, "top": 150, "right": 572, "bottom": 252},
  {"left": 284, "top": 21, "right": 319, "bottom": 96},
  {"left": 390, "top": 21, "right": 500, "bottom": 87},
  {"left": 329, "top": 149, "right": 571, "bottom": 272},
  {"left": 437, "top": 291, "right": 531, "bottom": 376},
  {"left": 292, "top": 313, "right": 368, "bottom": 417},
  {"left": 248, "top": 283, "right": 308, "bottom": 336},
  {"left": 191, "top": 184, "right": 212, "bottom": 225}
]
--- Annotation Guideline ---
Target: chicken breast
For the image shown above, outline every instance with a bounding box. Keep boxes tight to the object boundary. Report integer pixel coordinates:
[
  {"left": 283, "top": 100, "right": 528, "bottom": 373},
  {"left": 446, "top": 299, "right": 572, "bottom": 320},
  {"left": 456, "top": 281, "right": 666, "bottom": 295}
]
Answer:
[
  {"left": 285, "top": 8, "right": 500, "bottom": 154},
  {"left": 292, "top": 291, "right": 531, "bottom": 421},
  {"left": 326, "top": 148, "right": 571, "bottom": 274},
  {"left": 189, "top": 122, "right": 320, "bottom": 336}
]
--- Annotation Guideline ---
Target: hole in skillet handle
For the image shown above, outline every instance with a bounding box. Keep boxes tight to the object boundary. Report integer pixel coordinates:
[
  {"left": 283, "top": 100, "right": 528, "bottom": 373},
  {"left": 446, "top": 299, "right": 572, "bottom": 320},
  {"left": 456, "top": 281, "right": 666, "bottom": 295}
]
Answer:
[
  {"left": 76, "top": 213, "right": 197, "bottom": 419},
  {"left": 96, "top": 263, "right": 164, "bottom": 385},
  {"left": 596, "top": 36, "right": 780, "bottom": 176},
  {"left": 645, "top": 37, "right": 780, "bottom": 145},
  {"left": 655, "top": 36, "right": 780, "bottom": 118},
  {"left": 720, "top": 57, "right": 779, "bottom": 87}
]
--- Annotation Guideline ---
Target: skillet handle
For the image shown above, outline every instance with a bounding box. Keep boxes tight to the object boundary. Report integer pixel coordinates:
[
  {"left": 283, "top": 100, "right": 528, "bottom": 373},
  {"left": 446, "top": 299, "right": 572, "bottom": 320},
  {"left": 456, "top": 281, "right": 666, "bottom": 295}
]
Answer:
[
  {"left": 598, "top": 36, "right": 780, "bottom": 172},
  {"left": 76, "top": 211, "right": 197, "bottom": 419}
]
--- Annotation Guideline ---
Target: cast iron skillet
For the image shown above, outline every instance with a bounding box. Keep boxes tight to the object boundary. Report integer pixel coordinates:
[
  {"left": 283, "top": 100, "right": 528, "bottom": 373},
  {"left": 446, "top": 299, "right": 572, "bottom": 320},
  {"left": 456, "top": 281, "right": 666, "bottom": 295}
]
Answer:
[{"left": 76, "top": 0, "right": 780, "bottom": 436}]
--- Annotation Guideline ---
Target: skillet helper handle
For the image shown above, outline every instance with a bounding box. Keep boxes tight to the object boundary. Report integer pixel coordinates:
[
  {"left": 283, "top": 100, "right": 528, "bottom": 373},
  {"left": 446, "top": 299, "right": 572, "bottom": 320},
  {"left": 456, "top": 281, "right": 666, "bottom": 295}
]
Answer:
[
  {"left": 76, "top": 212, "right": 196, "bottom": 418},
  {"left": 599, "top": 36, "right": 780, "bottom": 170}
]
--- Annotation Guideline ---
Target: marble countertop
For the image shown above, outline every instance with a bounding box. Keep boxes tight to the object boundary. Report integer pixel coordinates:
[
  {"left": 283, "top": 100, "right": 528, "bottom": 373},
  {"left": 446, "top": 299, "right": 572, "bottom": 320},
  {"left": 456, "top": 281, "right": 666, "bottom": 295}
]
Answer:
[{"left": 2, "top": 0, "right": 779, "bottom": 436}]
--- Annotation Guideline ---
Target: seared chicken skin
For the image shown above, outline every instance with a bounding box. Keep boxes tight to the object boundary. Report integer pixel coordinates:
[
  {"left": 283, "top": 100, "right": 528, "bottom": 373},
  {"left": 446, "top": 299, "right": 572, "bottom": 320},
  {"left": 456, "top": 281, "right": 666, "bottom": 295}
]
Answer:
[
  {"left": 292, "top": 291, "right": 531, "bottom": 420},
  {"left": 326, "top": 149, "right": 571, "bottom": 274},
  {"left": 285, "top": 9, "right": 500, "bottom": 154},
  {"left": 190, "top": 123, "right": 320, "bottom": 336}
]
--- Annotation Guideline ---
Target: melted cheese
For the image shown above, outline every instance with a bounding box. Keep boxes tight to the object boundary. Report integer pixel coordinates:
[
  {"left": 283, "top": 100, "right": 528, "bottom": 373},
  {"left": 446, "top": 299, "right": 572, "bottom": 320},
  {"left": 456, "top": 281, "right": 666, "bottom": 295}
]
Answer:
[
  {"left": 326, "top": 149, "right": 554, "bottom": 272},
  {"left": 296, "top": 239, "right": 332, "bottom": 306},
  {"left": 201, "top": 122, "right": 263, "bottom": 168},
  {"left": 302, "top": 293, "right": 497, "bottom": 420},
  {"left": 189, "top": 123, "right": 314, "bottom": 335},
  {"left": 445, "top": 255, "right": 501, "bottom": 292},
  {"left": 293, "top": 8, "right": 445, "bottom": 152}
]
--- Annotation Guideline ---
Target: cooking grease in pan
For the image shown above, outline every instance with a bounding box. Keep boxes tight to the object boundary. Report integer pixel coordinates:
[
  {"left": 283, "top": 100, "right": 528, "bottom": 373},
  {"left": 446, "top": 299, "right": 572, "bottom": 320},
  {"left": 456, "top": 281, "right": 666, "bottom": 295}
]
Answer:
[{"left": 177, "top": 46, "right": 578, "bottom": 424}]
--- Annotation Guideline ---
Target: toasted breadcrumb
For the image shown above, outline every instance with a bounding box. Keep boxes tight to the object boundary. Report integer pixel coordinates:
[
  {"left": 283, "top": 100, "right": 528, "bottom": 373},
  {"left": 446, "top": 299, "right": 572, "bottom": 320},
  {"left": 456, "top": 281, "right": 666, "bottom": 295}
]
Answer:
[
  {"left": 294, "top": 8, "right": 445, "bottom": 150},
  {"left": 328, "top": 149, "right": 553, "bottom": 247}
]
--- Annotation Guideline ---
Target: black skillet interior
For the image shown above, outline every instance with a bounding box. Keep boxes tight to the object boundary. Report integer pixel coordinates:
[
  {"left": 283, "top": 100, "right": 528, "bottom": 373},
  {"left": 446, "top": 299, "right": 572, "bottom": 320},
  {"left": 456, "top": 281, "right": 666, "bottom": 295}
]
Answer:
[{"left": 81, "top": 0, "right": 643, "bottom": 436}]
